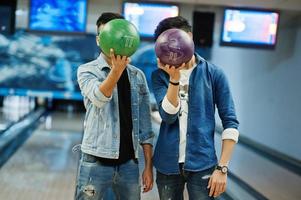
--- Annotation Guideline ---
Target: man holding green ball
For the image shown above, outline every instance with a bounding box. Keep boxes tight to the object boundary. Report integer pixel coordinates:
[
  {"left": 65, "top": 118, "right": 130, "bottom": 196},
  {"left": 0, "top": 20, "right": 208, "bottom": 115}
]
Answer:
[{"left": 76, "top": 13, "right": 154, "bottom": 200}]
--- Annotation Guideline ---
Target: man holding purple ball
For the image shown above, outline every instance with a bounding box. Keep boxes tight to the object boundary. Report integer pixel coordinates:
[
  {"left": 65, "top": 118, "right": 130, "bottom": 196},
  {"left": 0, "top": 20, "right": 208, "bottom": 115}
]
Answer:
[{"left": 152, "top": 16, "right": 239, "bottom": 200}]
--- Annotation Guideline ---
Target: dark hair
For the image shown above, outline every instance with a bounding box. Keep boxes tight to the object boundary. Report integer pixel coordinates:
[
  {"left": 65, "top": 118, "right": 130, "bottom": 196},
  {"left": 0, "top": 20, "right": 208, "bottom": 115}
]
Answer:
[
  {"left": 154, "top": 16, "right": 192, "bottom": 41},
  {"left": 96, "top": 12, "right": 124, "bottom": 34}
]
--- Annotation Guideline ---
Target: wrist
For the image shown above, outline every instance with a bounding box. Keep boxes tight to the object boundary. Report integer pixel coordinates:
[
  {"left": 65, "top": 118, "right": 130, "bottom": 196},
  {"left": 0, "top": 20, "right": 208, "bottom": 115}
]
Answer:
[
  {"left": 110, "top": 68, "right": 123, "bottom": 77},
  {"left": 144, "top": 164, "right": 152, "bottom": 171},
  {"left": 218, "top": 161, "right": 229, "bottom": 167},
  {"left": 170, "top": 78, "right": 180, "bottom": 83},
  {"left": 215, "top": 165, "right": 229, "bottom": 174}
]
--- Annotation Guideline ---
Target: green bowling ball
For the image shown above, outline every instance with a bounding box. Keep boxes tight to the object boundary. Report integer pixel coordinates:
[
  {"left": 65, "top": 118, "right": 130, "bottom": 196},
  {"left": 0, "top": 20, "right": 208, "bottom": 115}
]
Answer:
[{"left": 99, "top": 19, "right": 140, "bottom": 57}]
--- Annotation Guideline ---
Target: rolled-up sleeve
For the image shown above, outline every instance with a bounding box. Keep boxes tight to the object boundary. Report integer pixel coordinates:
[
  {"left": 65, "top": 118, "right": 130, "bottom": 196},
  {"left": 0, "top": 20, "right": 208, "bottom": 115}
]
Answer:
[
  {"left": 162, "top": 95, "right": 180, "bottom": 114},
  {"left": 77, "top": 66, "right": 112, "bottom": 108},
  {"left": 141, "top": 136, "right": 154, "bottom": 146},
  {"left": 222, "top": 128, "right": 239, "bottom": 143}
]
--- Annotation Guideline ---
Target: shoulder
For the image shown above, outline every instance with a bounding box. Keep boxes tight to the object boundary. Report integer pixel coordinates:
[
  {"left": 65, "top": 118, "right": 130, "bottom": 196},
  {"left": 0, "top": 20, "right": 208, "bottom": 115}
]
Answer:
[
  {"left": 196, "top": 56, "right": 224, "bottom": 78},
  {"left": 127, "top": 64, "right": 144, "bottom": 76},
  {"left": 77, "top": 59, "right": 98, "bottom": 73}
]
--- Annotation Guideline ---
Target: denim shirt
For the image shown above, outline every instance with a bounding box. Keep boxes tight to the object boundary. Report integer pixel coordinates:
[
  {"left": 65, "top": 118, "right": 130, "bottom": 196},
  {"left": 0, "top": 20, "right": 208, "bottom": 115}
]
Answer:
[
  {"left": 77, "top": 55, "right": 154, "bottom": 159},
  {"left": 151, "top": 54, "right": 239, "bottom": 175}
]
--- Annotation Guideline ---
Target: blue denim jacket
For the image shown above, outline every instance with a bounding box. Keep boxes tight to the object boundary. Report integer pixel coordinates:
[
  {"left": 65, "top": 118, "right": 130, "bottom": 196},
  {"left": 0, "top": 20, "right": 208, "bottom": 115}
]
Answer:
[
  {"left": 151, "top": 54, "right": 239, "bottom": 175},
  {"left": 77, "top": 55, "right": 154, "bottom": 159}
]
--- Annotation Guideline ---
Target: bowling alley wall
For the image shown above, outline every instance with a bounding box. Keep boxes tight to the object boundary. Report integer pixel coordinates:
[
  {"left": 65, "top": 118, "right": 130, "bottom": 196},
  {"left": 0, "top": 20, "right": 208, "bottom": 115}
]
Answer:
[{"left": 3, "top": 0, "right": 301, "bottom": 161}]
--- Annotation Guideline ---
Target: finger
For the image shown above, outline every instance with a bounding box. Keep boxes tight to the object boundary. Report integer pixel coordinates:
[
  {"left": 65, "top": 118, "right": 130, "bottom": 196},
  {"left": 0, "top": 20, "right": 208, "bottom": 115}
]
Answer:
[
  {"left": 177, "top": 63, "right": 186, "bottom": 70},
  {"left": 145, "top": 178, "right": 153, "bottom": 192},
  {"left": 110, "top": 49, "right": 115, "bottom": 61},
  {"left": 222, "top": 183, "right": 226, "bottom": 193},
  {"left": 116, "top": 55, "right": 121, "bottom": 60},
  {"left": 145, "top": 182, "right": 151, "bottom": 192},
  {"left": 143, "top": 178, "right": 150, "bottom": 192},
  {"left": 209, "top": 181, "right": 216, "bottom": 197},
  {"left": 126, "top": 57, "right": 131, "bottom": 65},
  {"left": 121, "top": 55, "right": 127, "bottom": 62},
  {"left": 207, "top": 177, "right": 212, "bottom": 188},
  {"left": 214, "top": 183, "right": 222, "bottom": 197},
  {"left": 146, "top": 178, "right": 152, "bottom": 192},
  {"left": 143, "top": 177, "right": 147, "bottom": 190},
  {"left": 170, "top": 66, "right": 176, "bottom": 70},
  {"left": 150, "top": 182, "right": 153, "bottom": 190}
]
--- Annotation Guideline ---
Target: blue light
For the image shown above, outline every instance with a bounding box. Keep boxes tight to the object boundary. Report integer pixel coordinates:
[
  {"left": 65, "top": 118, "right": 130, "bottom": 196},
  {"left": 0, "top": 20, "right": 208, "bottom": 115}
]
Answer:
[{"left": 29, "top": 0, "right": 87, "bottom": 33}]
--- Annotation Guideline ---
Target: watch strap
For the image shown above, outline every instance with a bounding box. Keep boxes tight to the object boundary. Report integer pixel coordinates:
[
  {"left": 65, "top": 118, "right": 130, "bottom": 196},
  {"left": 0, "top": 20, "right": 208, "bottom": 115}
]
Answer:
[{"left": 169, "top": 81, "right": 180, "bottom": 86}]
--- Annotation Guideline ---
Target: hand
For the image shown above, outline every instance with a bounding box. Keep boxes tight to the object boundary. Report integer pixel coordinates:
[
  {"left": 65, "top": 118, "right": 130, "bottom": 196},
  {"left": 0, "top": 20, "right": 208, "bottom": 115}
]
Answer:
[
  {"left": 207, "top": 169, "right": 227, "bottom": 198},
  {"left": 110, "top": 49, "right": 130, "bottom": 76},
  {"left": 142, "top": 167, "right": 153, "bottom": 193},
  {"left": 157, "top": 58, "right": 186, "bottom": 82}
]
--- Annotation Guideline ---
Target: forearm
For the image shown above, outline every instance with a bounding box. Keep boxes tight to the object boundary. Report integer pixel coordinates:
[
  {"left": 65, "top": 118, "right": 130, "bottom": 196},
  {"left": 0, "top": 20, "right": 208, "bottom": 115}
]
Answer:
[
  {"left": 99, "top": 70, "right": 122, "bottom": 97},
  {"left": 166, "top": 84, "right": 180, "bottom": 107},
  {"left": 142, "top": 144, "right": 153, "bottom": 169},
  {"left": 218, "top": 139, "right": 236, "bottom": 166}
]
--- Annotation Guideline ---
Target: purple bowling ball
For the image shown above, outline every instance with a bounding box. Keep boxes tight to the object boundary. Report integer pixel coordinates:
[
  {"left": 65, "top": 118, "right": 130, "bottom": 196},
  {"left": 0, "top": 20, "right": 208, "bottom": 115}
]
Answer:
[{"left": 155, "top": 28, "right": 194, "bottom": 68}]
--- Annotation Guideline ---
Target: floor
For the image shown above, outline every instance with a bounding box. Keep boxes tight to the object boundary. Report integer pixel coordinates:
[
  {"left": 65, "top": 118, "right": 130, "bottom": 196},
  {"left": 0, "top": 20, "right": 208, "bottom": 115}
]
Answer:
[
  {"left": 0, "top": 110, "right": 300, "bottom": 200},
  {"left": 0, "top": 112, "right": 83, "bottom": 200}
]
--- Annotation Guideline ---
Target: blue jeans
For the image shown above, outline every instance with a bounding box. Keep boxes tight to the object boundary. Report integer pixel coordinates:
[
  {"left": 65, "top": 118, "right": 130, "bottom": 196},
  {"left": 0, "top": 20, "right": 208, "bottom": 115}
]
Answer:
[
  {"left": 156, "top": 165, "right": 215, "bottom": 200},
  {"left": 75, "top": 153, "right": 140, "bottom": 200}
]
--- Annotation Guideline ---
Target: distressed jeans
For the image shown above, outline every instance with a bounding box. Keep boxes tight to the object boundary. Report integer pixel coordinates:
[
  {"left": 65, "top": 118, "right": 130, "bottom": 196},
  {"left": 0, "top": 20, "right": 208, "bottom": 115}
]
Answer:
[
  {"left": 156, "top": 165, "right": 215, "bottom": 200},
  {"left": 75, "top": 153, "right": 140, "bottom": 200}
]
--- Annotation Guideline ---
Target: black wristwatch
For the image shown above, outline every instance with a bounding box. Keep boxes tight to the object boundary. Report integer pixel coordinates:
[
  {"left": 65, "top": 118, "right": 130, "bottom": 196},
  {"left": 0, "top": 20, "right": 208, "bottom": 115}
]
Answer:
[
  {"left": 169, "top": 80, "right": 180, "bottom": 86},
  {"left": 216, "top": 165, "right": 228, "bottom": 174}
]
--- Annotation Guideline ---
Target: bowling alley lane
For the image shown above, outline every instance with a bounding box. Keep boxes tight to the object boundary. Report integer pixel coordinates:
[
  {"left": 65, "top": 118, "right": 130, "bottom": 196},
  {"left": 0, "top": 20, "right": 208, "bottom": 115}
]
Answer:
[
  {"left": 0, "top": 96, "right": 36, "bottom": 133},
  {"left": 0, "top": 111, "right": 84, "bottom": 200}
]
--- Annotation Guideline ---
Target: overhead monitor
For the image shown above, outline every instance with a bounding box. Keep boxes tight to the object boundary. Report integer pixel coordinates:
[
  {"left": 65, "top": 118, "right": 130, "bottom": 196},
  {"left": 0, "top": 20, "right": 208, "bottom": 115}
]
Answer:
[
  {"left": 29, "top": 0, "right": 87, "bottom": 33},
  {"left": 220, "top": 8, "right": 280, "bottom": 49},
  {"left": 123, "top": 2, "right": 179, "bottom": 38}
]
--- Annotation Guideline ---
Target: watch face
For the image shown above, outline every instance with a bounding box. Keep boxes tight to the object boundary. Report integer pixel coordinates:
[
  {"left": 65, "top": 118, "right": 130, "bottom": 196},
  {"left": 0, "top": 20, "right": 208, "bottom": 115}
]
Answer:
[{"left": 221, "top": 166, "right": 228, "bottom": 173}]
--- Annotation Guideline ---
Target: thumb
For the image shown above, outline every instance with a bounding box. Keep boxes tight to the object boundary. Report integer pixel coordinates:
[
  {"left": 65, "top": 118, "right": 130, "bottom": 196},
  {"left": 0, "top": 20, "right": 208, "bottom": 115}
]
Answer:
[
  {"left": 142, "top": 174, "right": 146, "bottom": 185},
  {"left": 207, "top": 176, "right": 212, "bottom": 189}
]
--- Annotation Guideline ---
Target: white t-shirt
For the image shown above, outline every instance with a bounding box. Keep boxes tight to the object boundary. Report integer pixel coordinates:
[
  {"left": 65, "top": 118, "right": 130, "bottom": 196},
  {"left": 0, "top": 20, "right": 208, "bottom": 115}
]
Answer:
[{"left": 178, "top": 65, "right": 196, "bottom": 163}]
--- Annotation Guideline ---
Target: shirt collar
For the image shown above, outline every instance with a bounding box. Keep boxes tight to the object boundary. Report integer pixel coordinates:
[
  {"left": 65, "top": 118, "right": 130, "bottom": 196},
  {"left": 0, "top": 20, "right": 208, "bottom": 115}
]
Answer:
[
  {"left": 195, "top": 53, "right": 205, "bottom": 65},
  {"left": 97, "top": 53, "right": 111, "bottom": 70}
]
